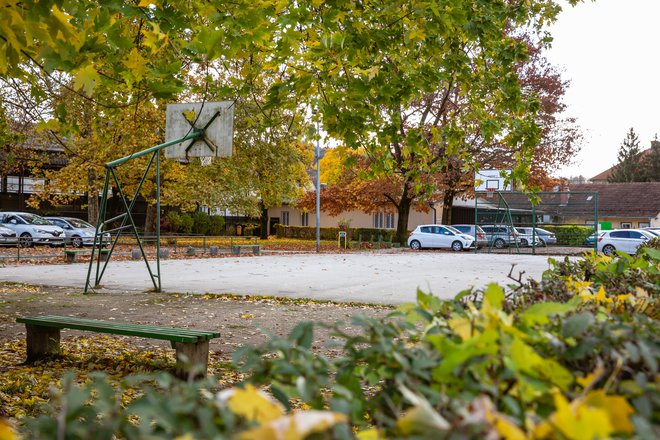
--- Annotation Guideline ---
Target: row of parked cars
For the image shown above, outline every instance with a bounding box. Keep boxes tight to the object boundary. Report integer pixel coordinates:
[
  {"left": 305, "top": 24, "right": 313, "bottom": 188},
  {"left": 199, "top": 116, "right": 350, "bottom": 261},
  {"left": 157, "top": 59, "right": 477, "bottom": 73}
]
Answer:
[
  {"left": 0, "top": 211, "right": 109, "bottom": 248},
  {"left": 407, "top": 224, "right": 556, "bottom": 251},
  {"left": 407, "top": 223, "right": 659, "bottom": 255}
]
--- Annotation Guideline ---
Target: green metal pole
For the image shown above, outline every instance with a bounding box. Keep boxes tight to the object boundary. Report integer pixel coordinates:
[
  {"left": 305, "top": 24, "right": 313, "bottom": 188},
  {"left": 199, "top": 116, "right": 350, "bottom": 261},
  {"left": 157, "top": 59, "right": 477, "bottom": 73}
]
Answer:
[
  {"left": 594, "top": 192, "right": 599, "bottom": 253},
  {"left": 156, "top": 148, "right": 161, "bottom": 292},
  {"left": 106, "top": 131, "right": 201, "bottom": 168},
  {"left": 532, "top": 204, "right": 536, "bottom": 256},
  {"left": 85, "top": 169, "right": 111, "bottom": 293}
]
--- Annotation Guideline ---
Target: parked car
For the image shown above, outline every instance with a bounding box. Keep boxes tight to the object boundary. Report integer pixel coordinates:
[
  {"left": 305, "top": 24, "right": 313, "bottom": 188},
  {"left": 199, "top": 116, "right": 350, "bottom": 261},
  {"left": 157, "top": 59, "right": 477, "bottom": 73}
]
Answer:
[
  {"left": 0, "top": 212, "right": 65, "bottom": 247},
  {"left": 597, "top": 229, "right": 655, "bottom": 256},
  {"left": 480, "top": 224, "right": 520, "bottom": 249},
  {"left": 44, "top": 216, "right": 111, "bottom": 248},
  {"left": 583, "top": 232, "right": 599, "bottom": 246},
  {"left": 514, "top": 227, "right": 557, "bottom": 247},
  {"left": 642, "top": 227, "right": 660, "bottom": 237},
  {"left": 408, "top": 224, "right": 475, "bottom": 251},
  {"left": 452, "top": 224, "right": 488, "bottom": 248},
  {"left": 0, "top": 225, "right": 18, "bottom": 246},
  {"left": 514, "top": 228, "right": 543, "bottom": 247}
]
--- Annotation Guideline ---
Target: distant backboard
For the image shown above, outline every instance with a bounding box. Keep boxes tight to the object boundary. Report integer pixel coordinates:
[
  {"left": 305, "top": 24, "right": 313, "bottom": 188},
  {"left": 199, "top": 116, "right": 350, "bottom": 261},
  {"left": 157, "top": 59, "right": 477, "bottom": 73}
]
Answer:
[
  {"left": 165, "top": 101, "right": 234, "bottom": 160},
  {"left": 474, "top": 169, "right": 512, "bottom": 192}
]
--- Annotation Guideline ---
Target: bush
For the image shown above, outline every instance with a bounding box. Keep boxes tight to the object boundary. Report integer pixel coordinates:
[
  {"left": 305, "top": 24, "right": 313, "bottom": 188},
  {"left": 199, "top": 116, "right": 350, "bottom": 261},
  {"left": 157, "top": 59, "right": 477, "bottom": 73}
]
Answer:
[
  {"left": 275, "top": 225, "right": 396, "bottom": 242},
  {"left": 191, "top": 211, "right": 211, "bottom": 235},
  {"left": 208, "top": 216, "right": 225, "bottom": 235},
  {"left": 540, "top": 224, "right": 594, "bottom": 246}
]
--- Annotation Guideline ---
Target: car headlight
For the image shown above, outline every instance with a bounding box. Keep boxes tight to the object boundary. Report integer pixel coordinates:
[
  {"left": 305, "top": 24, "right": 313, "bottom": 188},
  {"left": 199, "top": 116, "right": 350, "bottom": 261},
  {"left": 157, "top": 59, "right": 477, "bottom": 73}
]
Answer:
[{"left": 36, "top": 229, "right": 49, "bottom": 234}]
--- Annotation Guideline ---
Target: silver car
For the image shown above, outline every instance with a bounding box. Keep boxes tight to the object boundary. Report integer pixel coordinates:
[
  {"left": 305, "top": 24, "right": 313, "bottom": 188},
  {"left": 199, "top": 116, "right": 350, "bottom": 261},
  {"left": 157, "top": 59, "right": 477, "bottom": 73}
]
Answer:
[
  {"left": 45, "top": 216, "right": 110, "bottom": 248},
  {"left": 0, "top": 212, "right": 65, "bottom": 247},
  {"left": 514, "top": 227, "right": 557, "bottom": 247},
  {"left": 0, "top": 225, "right": 18, "bottom": 246},
  {"left": 597, "top": 229, "right": 655, "bottom": 256}
]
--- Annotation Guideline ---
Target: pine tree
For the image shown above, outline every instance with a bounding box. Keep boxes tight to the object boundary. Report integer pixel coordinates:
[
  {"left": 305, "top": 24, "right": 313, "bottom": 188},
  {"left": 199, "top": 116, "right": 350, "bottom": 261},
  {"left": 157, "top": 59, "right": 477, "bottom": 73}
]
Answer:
[
  {"left": 608, "top": 128, "right": 644, "bottom": 182},
  {"left": 639, "top": 137, "right": 660, "bottom": 181}
]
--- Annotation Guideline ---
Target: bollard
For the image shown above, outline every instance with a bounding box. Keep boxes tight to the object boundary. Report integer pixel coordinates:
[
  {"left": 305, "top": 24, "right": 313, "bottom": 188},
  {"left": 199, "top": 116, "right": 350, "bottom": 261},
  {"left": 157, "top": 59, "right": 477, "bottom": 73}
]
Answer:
[
  {"left": 210, "top": 246, "right": 219, "bottom": 256},
  {"left": 186, "top": 247, "right": 195, "bottom": 256},
  {"left": 252, "top": 245, "right": 260, "bottom": 255},
  {"left": 159, "top": 248, "right": 170, "bottom": 259},
  {"left": 131, "top": 249, "right": 141, "bottom": 260},
  {"left": 232, "top": 245, "right": 240, "bottom": 255}
]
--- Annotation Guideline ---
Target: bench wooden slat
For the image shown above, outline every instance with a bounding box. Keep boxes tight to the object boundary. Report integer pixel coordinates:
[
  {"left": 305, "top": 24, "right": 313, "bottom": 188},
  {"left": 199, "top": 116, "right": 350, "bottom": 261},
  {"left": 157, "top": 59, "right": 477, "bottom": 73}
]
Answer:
[
  {"left": 17, "top": 316, "right": 220, "bottom": 343},
  {"left": 24, "top": 315, "right": 219, "bottom": 337}
]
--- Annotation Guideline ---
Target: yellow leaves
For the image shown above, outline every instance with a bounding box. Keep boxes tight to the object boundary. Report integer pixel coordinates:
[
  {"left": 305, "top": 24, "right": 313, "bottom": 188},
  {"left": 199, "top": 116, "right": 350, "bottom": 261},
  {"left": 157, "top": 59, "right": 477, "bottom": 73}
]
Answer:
[
  {"left": 73, "top": 64, "right": 100, "bottom": 96},
  {"left": 448, "top": 316, "right": 473, "bottom": 341},
  {"left": 534, "top": 390, "right": 635, "bottom": 440},
  {"left": 226, "top": 384, "right": 284, "bottom": 423},
  {"left": 138, "top": 0, "right": 152, "bottom": 6},
  {"left": 0, "top": 419, "right": 17, "bottom": 440},
  {"left": 566, "top": 276, "right": 592, "bottom": 296},
  {"left": 238, "top": 410, "right": 346, "bottom": 440},
  {"left": 240, "top": 313, "right": 255, "bottom": 319},
  {"left": 123, "top": 48, "right": 149, "bottom": 82}
]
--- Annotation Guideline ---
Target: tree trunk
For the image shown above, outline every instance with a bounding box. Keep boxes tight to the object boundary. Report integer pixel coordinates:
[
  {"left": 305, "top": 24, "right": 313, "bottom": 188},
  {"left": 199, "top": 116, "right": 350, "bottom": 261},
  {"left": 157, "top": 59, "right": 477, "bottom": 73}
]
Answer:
[
  {"left": 144, "top": 203, "right": 158, "bottom": 236},
  {"left": 441, "top": 190, "right": 455, "bottom": 225},
  {"left": 259, "top": 202, "right": 268, "bottom": 240},
  {"left": 87, "top": 169, "right": 99, "bottom": 225},
  {"left": 395, "top": 191, "right": 413, "bottom": 245}
]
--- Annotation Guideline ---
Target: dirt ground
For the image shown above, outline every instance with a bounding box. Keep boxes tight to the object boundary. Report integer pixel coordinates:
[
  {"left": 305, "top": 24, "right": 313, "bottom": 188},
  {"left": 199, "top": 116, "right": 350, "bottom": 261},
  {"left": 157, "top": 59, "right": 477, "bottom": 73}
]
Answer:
[{"left": 0, "top": 282, "right": 392, "bottom": 363}]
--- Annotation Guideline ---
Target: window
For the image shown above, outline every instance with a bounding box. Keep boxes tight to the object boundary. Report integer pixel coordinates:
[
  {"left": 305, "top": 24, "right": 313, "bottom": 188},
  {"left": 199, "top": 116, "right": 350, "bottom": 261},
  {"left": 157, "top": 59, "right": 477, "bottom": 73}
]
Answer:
[
  {"left": 620, "top": 222, "right": 632, "bottom": 229},
  {"left": 385, "top": 213, "right": 395, "bottom": 229},
  {"left": 639, "top": 222, "right": 650, "bottom": 228},
  {"left": 22, "top": 177, "right": 45, "bottom": 194},
  {"left": 281, "top": 211, "right": 290, "bottom": 226},
  {"left": 629, "top": 231, "right": 644, "bottom": 239},
  {"left": 301, "top": 212, "right": 309, "bottom": 227},
  {"left": 420, "top": 226, "right": 432, "bottom": 233},
  {"left": 373, "top": 212, "right": 384, "bottom": 228},
  {"left": 6, "top": 176, "right": 19, "bottom": 193},
  {"left": 610, "top": 231, "right": 629, "bottom": 238}
]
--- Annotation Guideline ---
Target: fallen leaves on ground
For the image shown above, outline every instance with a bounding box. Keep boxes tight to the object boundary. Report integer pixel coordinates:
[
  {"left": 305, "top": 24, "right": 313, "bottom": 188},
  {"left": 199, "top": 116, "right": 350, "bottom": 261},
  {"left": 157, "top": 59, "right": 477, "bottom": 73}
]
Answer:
[{"left": 0, "top": 336, "right": 244, "bottom": 420}]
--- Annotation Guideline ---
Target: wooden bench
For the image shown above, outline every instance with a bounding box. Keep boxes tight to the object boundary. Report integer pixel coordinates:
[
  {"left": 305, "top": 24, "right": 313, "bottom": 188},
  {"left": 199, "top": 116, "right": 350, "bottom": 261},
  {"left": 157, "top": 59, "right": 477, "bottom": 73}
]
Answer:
[
  {"left": 16, "top": 315, "right": 221, "bottom": 379},
  {"left": 63, "top": 249, "right": 110, "bottom": 263},
  {"left": 231, "top": 244, "right": 261, "bottom": 255}
]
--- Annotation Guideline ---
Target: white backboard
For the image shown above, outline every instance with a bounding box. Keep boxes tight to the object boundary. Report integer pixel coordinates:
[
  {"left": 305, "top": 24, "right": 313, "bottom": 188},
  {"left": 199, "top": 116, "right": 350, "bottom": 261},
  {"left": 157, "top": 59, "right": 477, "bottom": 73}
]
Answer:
[
  {"left": 474, "top": 169, "right": 512, "bottom": 192},
  {"left": 165, "top": 101, "right": 234, "bottom": 159}
]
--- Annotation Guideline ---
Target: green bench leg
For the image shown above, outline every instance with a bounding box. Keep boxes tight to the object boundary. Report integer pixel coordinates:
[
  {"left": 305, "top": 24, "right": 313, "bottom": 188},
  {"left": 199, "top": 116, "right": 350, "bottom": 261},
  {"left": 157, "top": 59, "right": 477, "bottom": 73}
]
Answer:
[
  {"left": 25, "top": 324, "right": 61, "bottom": 362},
  {"left": 174, "top": 341, "right": 210, "bottom": 379}
]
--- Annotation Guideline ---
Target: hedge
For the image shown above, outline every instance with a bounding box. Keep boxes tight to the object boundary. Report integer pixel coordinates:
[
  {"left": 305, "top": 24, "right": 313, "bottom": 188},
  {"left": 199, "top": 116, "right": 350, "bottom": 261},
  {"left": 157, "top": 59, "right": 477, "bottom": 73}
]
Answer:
[
  {"left": 275, "top": 225, "right": 397, "bottom": 242},
  {"left": 539, "top": 224, "right": 595, "bottom": 246}
]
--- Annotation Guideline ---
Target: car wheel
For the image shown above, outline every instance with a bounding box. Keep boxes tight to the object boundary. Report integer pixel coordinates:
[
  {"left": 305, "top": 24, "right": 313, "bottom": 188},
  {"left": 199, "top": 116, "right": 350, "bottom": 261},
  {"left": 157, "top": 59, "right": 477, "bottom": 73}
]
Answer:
[
  {"left": 451, "top": 241, "right": 463, "bottom": 252},
  {"left": 520, "top": 238, "right": 529, "bottom": 247},
  {"left": 494, "top": 238, "right": 505, "bottom": 249},
  {"left": 539, "top": 238, "right": 547, "bottom": 247},
  {"left": 602, "top": 244, "right": 615, "bottom": 256},
  {"left": 409, "top": 240, "right": 421, "bottom": 251},
  {"left": 19, "top": 232, "right": 33, "bottom": 248},
  {"left": 71, "top": 236, "right": 83, "bottom": 248}
]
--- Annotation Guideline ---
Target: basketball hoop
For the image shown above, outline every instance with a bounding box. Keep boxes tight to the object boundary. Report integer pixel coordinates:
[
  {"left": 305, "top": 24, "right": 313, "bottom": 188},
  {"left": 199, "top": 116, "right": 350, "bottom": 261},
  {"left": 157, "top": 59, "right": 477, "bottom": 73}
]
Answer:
[
  {"left": 485, "top": 187, "right": 496, "bottom": 197},
  {"left": 200, "top": 156, "right": 213, "bottom": 167}
]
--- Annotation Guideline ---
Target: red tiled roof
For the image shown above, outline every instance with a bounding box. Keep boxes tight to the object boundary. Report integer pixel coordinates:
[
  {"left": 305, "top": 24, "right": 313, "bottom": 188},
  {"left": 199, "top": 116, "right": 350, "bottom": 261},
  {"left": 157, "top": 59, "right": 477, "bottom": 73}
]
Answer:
[{"left": 570, "top": 183, "right": 660, "bottom": 218}]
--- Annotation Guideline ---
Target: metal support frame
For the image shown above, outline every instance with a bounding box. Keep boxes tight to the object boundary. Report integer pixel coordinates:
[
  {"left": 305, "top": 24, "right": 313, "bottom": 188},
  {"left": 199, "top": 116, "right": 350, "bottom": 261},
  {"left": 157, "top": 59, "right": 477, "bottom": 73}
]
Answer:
[{"left": 84, "top": 121, "right": 216, "bottom": 293}]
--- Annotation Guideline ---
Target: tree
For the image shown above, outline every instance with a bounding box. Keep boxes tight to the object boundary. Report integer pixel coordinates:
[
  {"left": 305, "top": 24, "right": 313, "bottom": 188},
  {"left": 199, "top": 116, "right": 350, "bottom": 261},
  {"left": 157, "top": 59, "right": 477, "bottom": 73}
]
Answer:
[
  {"left": 639, "top": 137, "right": 660, "bottom": 182},
  {"left": 608, "top": 128, "right": 644, "bottom": 183},
  {"left": 265, "top": 1, "right": 579, "bottom": 243}
]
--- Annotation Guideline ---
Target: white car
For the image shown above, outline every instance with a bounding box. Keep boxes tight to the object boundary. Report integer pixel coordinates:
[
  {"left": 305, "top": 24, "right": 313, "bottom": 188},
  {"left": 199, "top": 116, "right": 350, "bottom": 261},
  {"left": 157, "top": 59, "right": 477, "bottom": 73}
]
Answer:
[
  {"left": 0, "top": 212, "right": 65, "bottom": 247},
  {"left": 408, "top": 224, "right": 475, "bottom": 251},
  {"left": 0, "top": 225, "right": 18, "bottom": 246},
  {"left": 45, "top": 216, "right": 111, "bottom": 248},
  {"left": 514, "top": 228, "right": 543, "bottom": 247},
  {"left": 597, "top": 229, "right": 655, "bottom": 256}
]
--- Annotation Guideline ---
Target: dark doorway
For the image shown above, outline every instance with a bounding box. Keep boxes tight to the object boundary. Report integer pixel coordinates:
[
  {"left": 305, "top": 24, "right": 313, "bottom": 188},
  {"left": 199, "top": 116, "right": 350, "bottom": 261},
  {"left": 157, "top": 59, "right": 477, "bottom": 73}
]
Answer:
[{"left": 269, "top": 217, "right": 280, "bottom": 236}]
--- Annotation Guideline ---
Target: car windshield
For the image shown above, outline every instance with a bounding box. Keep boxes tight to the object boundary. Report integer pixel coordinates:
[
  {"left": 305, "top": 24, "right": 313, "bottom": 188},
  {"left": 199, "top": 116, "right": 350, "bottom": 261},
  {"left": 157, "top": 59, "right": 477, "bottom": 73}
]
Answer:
[
  {"left": 515, "top": 228, "right": 526, "bottom": 234},
  {"left": 67, "top": 218, "right": 94, "bottom": 228},
  {"left": 446, "top": 226, "right": 462, "bottom": 234},
  {"left": 20, "top": 213, "right": 52, "bottom": 225}
]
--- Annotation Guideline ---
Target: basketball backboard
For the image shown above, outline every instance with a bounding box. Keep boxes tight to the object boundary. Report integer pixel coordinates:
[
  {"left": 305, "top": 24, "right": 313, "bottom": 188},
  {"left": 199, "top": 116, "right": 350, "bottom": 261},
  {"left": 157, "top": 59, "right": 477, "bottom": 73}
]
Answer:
[
  {"left": 474, "top": 169, "right": 512, "bottom": 192},
  {"left": 165, "top": 101, "right": 234, "bottom": 160}
]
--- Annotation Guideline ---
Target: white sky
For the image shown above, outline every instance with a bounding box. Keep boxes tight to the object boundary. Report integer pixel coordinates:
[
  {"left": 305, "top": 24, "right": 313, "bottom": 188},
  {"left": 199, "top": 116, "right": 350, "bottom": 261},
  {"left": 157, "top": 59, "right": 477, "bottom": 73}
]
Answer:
[{"left": 545, "top": 0, "right": 660, "bottom": 179}]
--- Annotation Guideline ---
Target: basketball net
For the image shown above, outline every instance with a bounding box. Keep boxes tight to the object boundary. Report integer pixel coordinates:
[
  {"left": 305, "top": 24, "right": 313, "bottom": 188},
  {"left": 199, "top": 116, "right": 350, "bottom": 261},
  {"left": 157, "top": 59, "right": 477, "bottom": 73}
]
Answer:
[
  {"left": 485, "top": 188, "right": 496, "bottom": 198},
  {"left": 200, "top": 156, "right": 214, "bottom": 167}
]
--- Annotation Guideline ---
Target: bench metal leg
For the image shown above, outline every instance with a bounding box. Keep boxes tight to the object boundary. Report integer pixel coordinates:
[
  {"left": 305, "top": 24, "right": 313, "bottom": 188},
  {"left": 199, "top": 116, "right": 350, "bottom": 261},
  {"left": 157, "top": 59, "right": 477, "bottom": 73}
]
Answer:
[
  {"left": 65, "top": 253, "right": 75, "bottom": 263},
  {"left": 174, "top": 341, "right": 209, "bottom": 379},
  {"left": 25, "top": 325, "right": 61, "bottom": 362}
]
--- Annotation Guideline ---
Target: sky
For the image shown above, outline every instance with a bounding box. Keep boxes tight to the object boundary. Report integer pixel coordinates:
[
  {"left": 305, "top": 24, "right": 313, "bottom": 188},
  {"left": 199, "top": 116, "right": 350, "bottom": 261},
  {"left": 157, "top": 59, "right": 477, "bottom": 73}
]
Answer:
[{"left": 545, "top": 0, "right": 660, "bottom": 179}]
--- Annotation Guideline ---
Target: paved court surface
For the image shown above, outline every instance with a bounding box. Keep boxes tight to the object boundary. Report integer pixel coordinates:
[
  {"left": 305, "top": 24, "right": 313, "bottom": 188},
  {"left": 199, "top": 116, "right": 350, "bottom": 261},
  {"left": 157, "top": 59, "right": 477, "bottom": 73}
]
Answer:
[{"left": 0, "top": 251, "right": 559, "bottom": 305}]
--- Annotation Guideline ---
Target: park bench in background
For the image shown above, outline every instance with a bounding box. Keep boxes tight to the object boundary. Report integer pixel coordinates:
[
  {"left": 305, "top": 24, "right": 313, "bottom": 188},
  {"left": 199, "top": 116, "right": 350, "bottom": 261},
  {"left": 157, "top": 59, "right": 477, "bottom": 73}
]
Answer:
[
  {"left": 16, "top": 315, "right": 221, "bottom": 378},
  {"left": 231, "top": 244, "right": 261, "bottom": 255}
]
